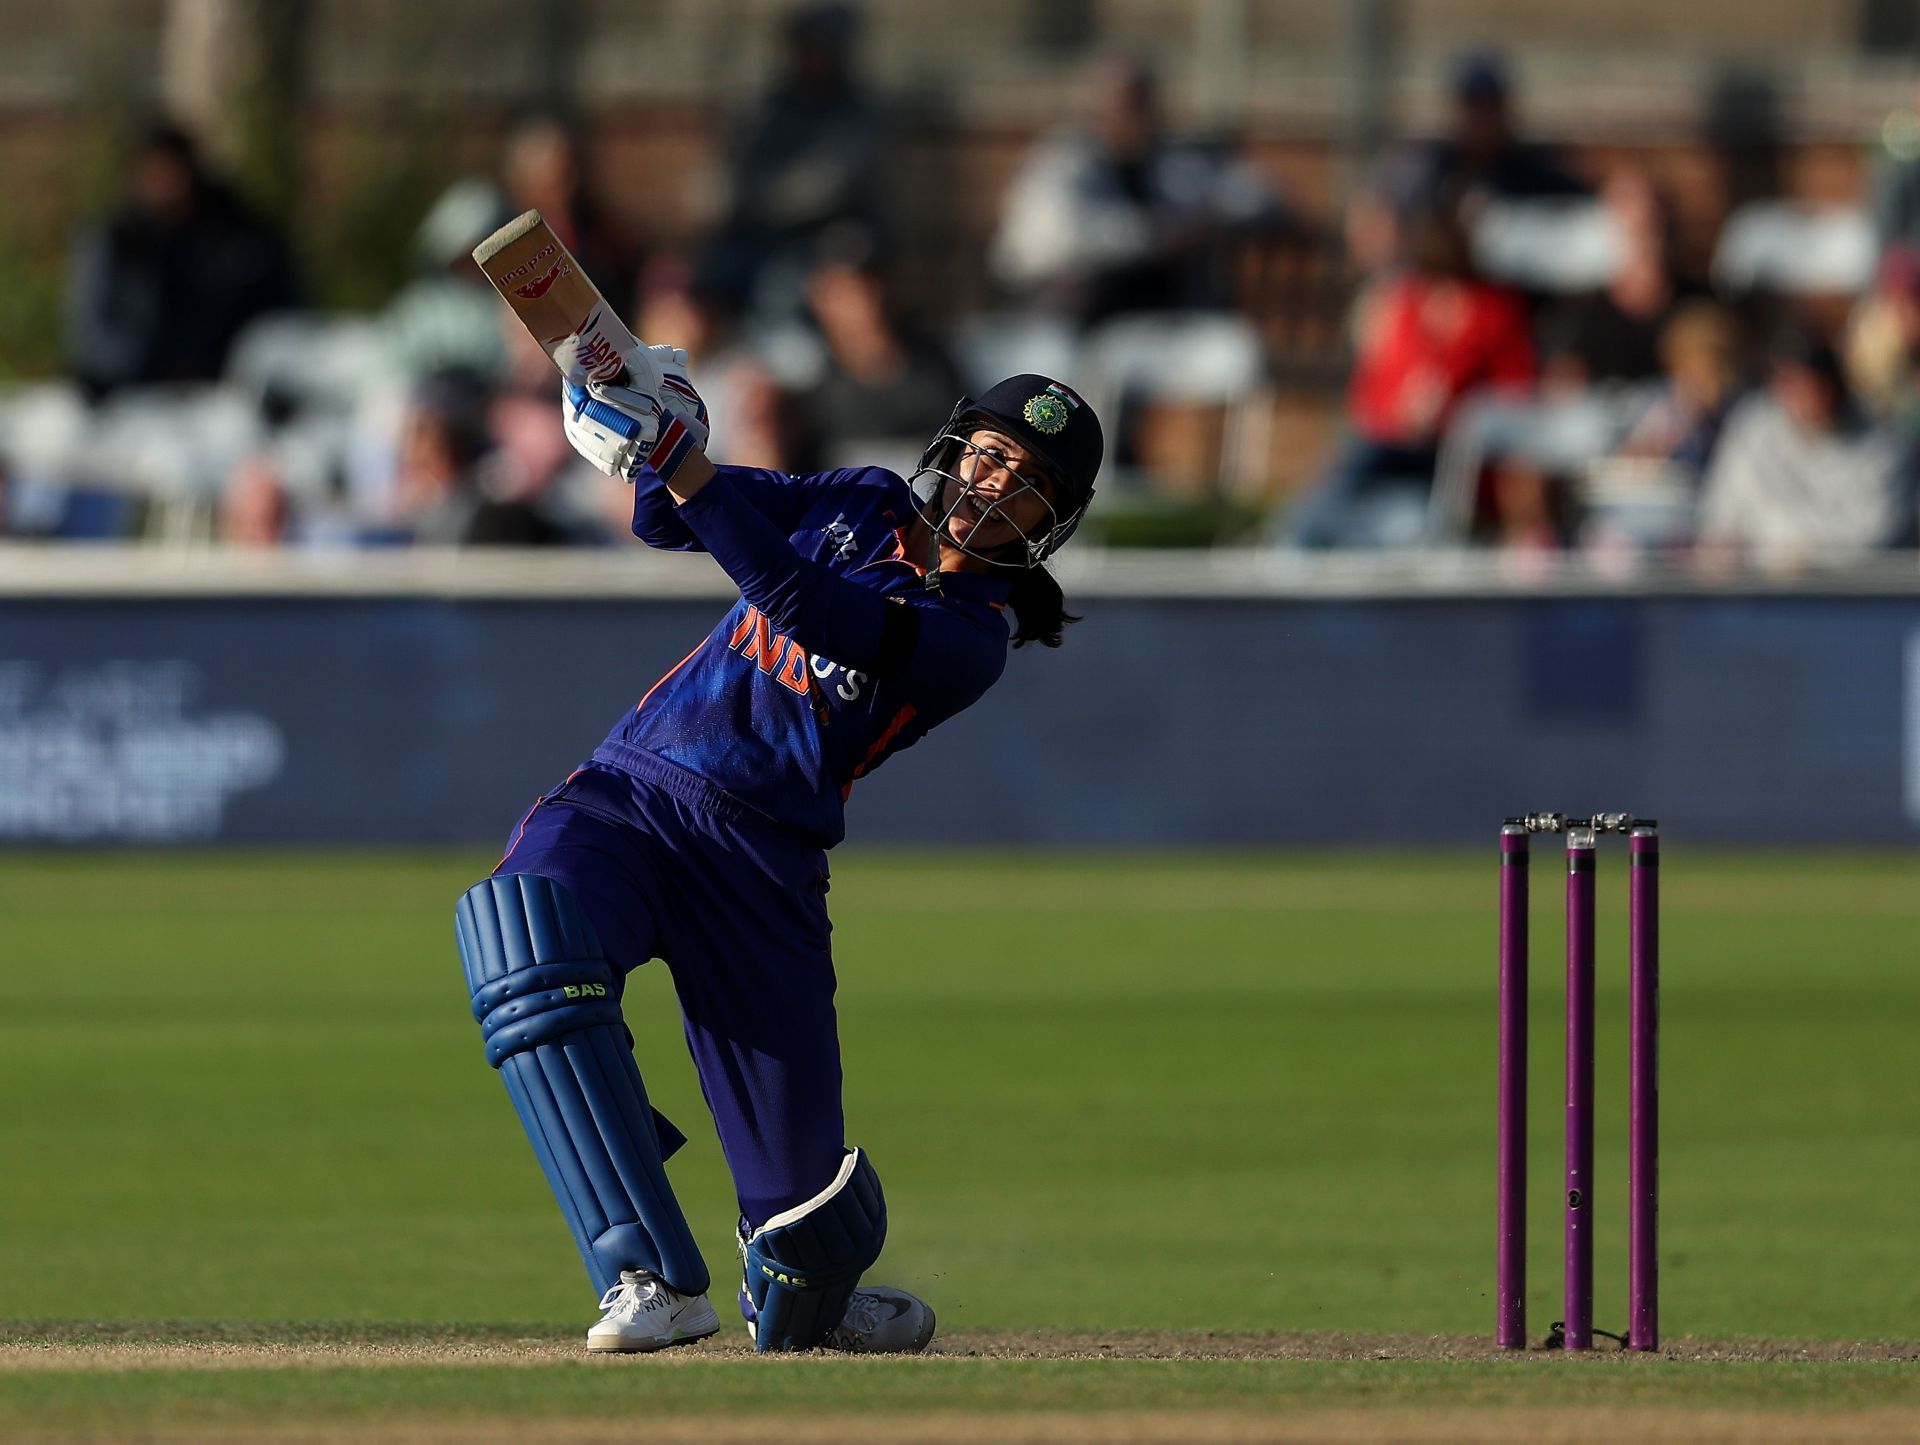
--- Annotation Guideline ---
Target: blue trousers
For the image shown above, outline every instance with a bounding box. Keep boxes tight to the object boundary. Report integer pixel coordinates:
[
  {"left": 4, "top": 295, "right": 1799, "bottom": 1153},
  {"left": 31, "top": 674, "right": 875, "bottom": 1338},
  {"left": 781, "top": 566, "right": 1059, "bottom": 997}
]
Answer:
[{"left": 497, "top": 764, "right": 845, "bottom": 1229}]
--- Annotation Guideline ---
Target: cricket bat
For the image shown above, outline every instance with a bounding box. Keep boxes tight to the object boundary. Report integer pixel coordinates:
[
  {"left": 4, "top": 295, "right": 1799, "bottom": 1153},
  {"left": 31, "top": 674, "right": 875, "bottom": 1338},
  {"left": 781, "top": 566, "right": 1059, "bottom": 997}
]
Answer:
[{"left": 471, "top": 209, "right": 635, "bottom": 385}]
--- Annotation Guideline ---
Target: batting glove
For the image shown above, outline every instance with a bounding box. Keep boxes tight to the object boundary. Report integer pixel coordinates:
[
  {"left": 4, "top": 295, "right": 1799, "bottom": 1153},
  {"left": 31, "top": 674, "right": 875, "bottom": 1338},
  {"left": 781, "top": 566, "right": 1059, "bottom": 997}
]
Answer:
[
  {"left": 562, "top": 344, "right": 712, "bottom": 482},
  {"left": 652, "top": 348, "right": 710, "bottom": 444},
  {"left": 562, "top": 377, "right": 660, "bottom": 480}
]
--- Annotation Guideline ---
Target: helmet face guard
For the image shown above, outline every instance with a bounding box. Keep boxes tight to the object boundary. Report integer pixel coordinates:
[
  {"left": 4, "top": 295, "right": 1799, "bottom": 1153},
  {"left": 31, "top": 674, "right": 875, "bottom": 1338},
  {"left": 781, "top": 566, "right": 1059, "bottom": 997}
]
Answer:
[{"left": 907, "top": 389, "right": 1097, "bottom": 569}]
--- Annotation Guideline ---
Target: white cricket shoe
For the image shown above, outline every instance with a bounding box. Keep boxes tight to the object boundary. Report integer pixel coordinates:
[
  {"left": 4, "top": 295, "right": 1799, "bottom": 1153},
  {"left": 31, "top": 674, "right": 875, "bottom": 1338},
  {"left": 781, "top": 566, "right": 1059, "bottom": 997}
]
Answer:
[
  {"left": 823, "top": 1286, "right": 936, "bottom": 1354},
  {"left": 586, "top": 1269, "right": 721, "bottom": 1353}
]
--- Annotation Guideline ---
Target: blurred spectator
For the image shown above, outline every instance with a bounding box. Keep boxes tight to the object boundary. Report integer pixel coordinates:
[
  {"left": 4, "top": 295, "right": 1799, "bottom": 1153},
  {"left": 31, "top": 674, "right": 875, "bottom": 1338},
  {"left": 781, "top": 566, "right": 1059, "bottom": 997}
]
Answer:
[
  {"left": 1538, "top": 171, "right": 1702, "bottom": 389},
  {"left": 1395, "top": 50, "right": 1587, "bottom": 220},
  {"left": 1612, "top": 303, "right": 1744, "bottom": 479},
  {"left": 801, "top": 234, "right": 961, "bottom": 464},
  {"left": 1845, "top": 245, "right": 1920, "bottom": 433},
  {"left": 388, "top": 118, "right": 641, "bottom": 385},
  {"left": 1872, "top": 78, "right": 1920, "bottom": 258},
  {"left": 1285, "top": 207, "right": 1533, "bottom": 548},
  {"left": 382, "top": 178, "right": 513, "bottom": 380},
  {"left": 479, "top": 323, "right": 603, "bottom": 547},
  {"left": 1851, "top": 250, "right": 1920, "bottom": 541},
  {"left": 502, "top": 116, "right": 644, "bottom": 326},
  {"left": 1352, "top": 50, "right": 1586, "bottom": 275},
  {"left": 636, "top": 259, "right": 814, "bottom": 473},
  {"left": 634, "top": 258, "right": 761, "bottom": 466},
  {"left": 637, "top": 258, "right": 734, "bottom": 369},
  {"left": 991, "top": 55, "right": 1280, "bottom": 328},
  {"left": 1493, "top": 302, "right": 1742, "bottom": 555},
  {"left": 699, "top": 2, "right": 888, "bottom": 320},
  {"left": 377, "top": 369, "right": 494, "bottom": 546},
  {"left": 219, "top": 455, "right": 294, "bottom": 547},
  {"left": 718, "top": 362, "right": 817, "bottom": 474},
  {"left": 1696, "top": 332, "right": 1906, "bottom": 571},
  {"left": 67, "top": 121, "right": 302, "bottom": 400}
]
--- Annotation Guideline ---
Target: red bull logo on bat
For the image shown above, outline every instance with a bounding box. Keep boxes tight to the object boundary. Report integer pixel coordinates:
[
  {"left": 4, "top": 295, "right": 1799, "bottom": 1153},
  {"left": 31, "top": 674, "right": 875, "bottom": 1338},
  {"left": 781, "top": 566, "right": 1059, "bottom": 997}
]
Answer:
[
  {"left": 512, "top": 260, "right": 569, "bottom": 299},
  {"left": 494, "top": 242, "right": 559, "bottom": 286}
]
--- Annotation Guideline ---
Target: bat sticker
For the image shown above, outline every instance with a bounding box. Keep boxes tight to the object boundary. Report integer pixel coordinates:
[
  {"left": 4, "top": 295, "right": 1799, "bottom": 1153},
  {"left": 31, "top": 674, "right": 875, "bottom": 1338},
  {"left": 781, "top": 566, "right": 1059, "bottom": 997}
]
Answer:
[{"left": 513, "top": 260, "right": 569, "bottom": 300}]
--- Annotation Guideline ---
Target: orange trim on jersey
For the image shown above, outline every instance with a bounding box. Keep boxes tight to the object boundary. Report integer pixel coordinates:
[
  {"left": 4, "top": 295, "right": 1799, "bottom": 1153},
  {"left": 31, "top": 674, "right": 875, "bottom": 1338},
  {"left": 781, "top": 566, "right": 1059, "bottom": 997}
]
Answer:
[
  {"left": 727, "top": 609, "right": 757, "bottom": 650},
  {"left": 495, "top": 798, "right": 539, "bottom": 869},
  {"left": 842, "top": 703, "right": 918, "bottom": 799},
  {"left": 495, "top": 769, "right": 589, "bottom": 868},
  {"left": 635, "top": 640, "right": 704, "bottom": 714},
  {"left": 850, "top": 524, "right": 923, "bottom": 579},
  {"left": 890, "top": 524, "right": 926, "bottom": 575}
]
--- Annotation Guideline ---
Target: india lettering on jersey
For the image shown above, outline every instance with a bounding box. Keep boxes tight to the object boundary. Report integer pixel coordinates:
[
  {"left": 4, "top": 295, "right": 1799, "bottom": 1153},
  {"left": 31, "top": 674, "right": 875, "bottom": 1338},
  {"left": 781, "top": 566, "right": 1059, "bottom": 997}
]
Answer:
[{"left": 726, "top": 606, "right": 867, "bottom": 703}]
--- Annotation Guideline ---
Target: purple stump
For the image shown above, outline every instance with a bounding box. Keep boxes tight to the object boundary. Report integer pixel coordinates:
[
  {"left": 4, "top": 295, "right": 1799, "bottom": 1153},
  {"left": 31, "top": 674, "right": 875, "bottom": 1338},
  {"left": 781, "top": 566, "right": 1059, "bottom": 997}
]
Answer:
[
  {"left": 1563, "top": 830, "right": 1597, "bottom": 1350},
  {"left": 1498, "top": 824, "right": 1530, "bottom": 1349},
  {"left": 1629, "top": 827, "right": 1660, "bottom": 1350}
]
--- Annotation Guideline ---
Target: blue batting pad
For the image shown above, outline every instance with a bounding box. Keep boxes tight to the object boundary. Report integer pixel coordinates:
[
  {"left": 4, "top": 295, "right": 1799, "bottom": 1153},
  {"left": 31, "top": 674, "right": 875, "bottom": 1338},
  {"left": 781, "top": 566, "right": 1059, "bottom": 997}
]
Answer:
[
  {"left": 739, "top": 1148, "right": 886, "bottom": 1350},
  {"left": 456, "top": 872, "right": 708, "bottom": 1297}
]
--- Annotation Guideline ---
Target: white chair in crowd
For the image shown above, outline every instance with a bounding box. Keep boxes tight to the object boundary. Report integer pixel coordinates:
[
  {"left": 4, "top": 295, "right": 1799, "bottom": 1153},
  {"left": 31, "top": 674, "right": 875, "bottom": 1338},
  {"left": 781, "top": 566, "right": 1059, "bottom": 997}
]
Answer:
[
  {"left": 226, "top": 311, "right": 391, "bottom": 418},
  {"left": 0, "top": 382, "right": 90, "bottom": 532},
  {"left": 84, "top": 387, "right": 263, "bottom": 542},
  {"left": 1712, "top": 202, "right": 1876, "bottom": 295},
  {"left": 1472, "top": 199, "right": 1623, "bottom": 293},
  {"left": 1080, "top": 311, "right": 1270, "bottom": 497},
  {"left": 951, "top": 312, "right": 1083, "bottom": 398},
  {"left": 1429, "top": 388, "right": 1652, "bottom": 543}
]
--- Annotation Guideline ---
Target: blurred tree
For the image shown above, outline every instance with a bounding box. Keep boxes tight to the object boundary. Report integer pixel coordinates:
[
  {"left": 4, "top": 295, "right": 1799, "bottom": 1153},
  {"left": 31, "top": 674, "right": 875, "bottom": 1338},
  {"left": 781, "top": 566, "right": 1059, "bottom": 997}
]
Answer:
[
  {"left": 160, "top": 0, "right": 313, "bottom": 226},
  {"left": 0, "top": 0, "right": 159, "bottom": 378},
  {"left": 0, "top": 214, "right": 66, "bottom": 379},
  {"left": 231, "top": 1, "right": 314, "bottom": 226},
  {"left": 72, "top": 0, "right": 149, "bottom": 211}
]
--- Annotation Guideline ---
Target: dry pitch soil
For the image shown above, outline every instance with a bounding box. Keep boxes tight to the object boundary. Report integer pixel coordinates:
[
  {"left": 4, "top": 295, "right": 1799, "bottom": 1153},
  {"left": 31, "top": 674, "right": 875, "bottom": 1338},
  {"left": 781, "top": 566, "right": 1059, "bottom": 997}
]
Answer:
[
  {"left": 5, "top": 1328, "right": 1917, "bottom": 1444},
  {"left": 4, "top": 1326, "right": 1918, "bottom": 1369}
]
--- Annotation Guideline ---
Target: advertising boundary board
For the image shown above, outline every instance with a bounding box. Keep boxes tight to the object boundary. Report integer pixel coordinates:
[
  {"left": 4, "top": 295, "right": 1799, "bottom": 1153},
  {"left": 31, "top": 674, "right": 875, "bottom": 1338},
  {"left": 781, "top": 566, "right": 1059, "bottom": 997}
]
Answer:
[{"left": 3, "top": 587, "right": 1918, "bottom": 845}]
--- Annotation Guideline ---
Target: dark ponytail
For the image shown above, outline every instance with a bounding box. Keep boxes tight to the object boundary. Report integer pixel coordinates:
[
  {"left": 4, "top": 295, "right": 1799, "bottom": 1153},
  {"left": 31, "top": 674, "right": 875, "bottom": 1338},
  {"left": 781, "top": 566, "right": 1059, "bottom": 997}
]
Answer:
[{"left": 1008, "top": 565, "right": 1080, "bottom": 649}]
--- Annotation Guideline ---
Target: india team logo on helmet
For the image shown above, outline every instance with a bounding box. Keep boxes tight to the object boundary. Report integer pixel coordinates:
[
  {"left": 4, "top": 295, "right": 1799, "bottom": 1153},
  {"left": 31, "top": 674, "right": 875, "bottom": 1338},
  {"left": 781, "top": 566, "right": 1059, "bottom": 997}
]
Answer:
[
  {"left": 907, "top": 374, "right": 1103, "bottom": 570},
  {"left": 1023, "top": 391, "right": 1070, "bottom": 435}
]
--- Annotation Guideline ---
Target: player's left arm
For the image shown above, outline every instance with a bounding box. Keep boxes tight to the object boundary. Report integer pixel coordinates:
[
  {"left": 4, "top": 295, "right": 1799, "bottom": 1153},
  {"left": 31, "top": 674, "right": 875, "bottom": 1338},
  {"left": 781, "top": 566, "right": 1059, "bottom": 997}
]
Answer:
[
  {"left": 564, "top": 350, "right": 859, "bottom": 550},
  {"left": 563, "top": 350, "right": 1002, "bottom": 693}
]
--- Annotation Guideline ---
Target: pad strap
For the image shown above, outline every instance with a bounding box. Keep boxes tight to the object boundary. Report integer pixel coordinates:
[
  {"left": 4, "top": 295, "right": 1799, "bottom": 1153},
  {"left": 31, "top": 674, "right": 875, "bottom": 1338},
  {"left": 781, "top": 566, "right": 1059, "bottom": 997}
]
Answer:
[{"left": 739, "top": 1148, "right": 886, "bottom": 1351}]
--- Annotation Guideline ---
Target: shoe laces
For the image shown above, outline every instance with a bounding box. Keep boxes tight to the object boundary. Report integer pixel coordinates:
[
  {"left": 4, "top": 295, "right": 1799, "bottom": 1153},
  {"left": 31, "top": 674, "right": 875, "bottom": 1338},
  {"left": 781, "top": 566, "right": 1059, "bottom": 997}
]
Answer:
[
  {"left": 597, "top": 1270, "right": 670, "bottom": 1322},
  {"left": 834, "top": 1290, "right": 883, "bottom": 1338}
]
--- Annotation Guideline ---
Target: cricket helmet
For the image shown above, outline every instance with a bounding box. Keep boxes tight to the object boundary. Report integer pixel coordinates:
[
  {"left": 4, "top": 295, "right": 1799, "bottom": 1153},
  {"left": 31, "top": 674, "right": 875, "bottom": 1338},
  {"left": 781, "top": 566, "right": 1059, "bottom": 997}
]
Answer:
[{"left": 908, "top": 374, "right": 1102, "bottom": 568}]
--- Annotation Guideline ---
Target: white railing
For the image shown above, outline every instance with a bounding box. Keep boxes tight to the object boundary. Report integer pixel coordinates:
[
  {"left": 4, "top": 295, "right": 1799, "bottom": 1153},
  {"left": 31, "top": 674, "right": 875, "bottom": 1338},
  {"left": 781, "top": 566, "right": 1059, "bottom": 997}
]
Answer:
[{"left": 4, "top": 542, "right": 1918, "bottom": 600}]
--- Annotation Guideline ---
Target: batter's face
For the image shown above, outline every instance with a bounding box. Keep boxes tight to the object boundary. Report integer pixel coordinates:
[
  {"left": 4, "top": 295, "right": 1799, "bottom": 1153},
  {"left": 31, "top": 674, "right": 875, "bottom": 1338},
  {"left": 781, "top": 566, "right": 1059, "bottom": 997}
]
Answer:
[{"left": 943, "top": 429, "right": 1060, "bottom": 554}]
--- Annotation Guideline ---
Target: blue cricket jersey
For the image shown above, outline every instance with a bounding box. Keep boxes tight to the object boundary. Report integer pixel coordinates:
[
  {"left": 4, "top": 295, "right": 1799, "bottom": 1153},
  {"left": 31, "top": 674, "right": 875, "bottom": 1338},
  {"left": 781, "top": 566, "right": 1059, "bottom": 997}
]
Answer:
[{"left": 588, "top": 464, "right": 1013, "bottom": 848}]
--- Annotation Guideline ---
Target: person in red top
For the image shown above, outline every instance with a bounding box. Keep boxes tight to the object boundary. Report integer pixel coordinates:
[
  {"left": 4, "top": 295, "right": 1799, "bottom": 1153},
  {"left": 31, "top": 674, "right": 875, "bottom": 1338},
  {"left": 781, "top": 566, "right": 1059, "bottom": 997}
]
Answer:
[{"left": 1285, "top": 207, "right": 1533, "bottom": 548}]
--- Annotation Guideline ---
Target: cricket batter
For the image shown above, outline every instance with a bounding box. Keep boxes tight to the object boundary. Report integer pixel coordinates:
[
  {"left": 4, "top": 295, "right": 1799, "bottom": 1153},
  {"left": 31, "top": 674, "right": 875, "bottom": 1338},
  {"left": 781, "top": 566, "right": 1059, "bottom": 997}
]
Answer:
[{"left": 454, "top": 343, "right": 1101, "bottom": 1353}]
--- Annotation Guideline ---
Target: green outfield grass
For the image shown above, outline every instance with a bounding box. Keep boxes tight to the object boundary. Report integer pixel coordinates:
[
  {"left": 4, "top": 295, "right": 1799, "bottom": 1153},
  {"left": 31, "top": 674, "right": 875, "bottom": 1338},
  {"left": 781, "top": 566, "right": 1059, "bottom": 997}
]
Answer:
[{"left": 2, "top": 849, "right": 1916, "bottom": 1440}]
